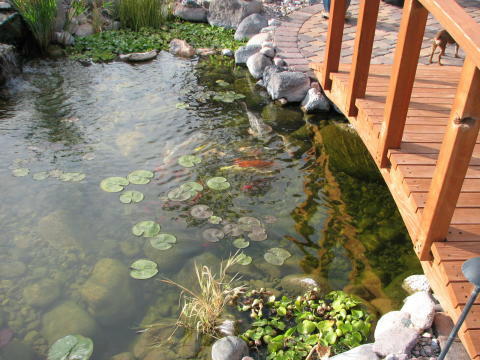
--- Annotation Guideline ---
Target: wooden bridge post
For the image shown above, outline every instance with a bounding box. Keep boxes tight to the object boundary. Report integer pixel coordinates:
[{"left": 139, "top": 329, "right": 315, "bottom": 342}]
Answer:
[
  {"left": 416, "top": 57, "right": 480, "bottom": 260},
  {"left": 344, "top": 0, "right": 380, "bottom": 116},
  {"left": 320, "top": 0, "right": 346, "bottom": 90},
  {"left": 375, "top": 0, "right": 428, "bottom": 168}
]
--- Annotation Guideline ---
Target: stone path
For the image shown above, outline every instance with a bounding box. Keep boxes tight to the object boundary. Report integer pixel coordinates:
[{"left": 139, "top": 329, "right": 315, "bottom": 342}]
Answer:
[{"left": 273, "top": 0, "right": 480, "bottom": 74}]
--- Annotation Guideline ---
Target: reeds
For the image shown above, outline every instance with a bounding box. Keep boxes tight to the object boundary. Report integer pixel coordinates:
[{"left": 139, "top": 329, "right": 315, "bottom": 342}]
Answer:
[
  {"left": 118, "top": 0, "right": 172, "bottom": 31},
  {"left": 11, "top": 0, "right": 58, "bottom": 53},
  {"left": 162, "top": 253, "right": 246, "bottom": 337}
]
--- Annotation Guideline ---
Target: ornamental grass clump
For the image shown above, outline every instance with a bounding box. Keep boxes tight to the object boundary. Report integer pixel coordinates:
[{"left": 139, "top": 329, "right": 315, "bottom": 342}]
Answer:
[
  {"left": 11, "top": 0, "right": 58, "bottom": 53},
  {"left": 119, "top": 0, "right": 172, "bottom": 31},
  {"left": 162, "top": 253, "right": 246, "bottom": 337}
]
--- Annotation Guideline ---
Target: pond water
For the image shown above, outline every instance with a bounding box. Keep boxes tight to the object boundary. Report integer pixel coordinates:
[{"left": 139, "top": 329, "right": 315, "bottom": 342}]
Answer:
[{"left": 0, "top": 53, "right": 421, "bottom": 360}]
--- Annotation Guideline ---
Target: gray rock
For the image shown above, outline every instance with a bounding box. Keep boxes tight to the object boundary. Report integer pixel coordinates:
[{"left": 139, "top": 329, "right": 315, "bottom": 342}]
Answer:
[
  {"left": 373, "top": 328, "right": 419, "bottom": 357},
  {"left": 211, "top": 336, "right": 249, "bottom": 360},
  {"left": 247, "top": 52, "right": 272, "bottom": 79},
  {"left": 174, "top": 3, "right": 208, "bottom": 22},
  {"left": 268, "top": 18, "right": 281, "bottom": 26},
  {"left": 402, "top": 274, "right": 431, "bottom": 294},
  {"left": 264, "top": 68, "right": 310, "bottom": 102},
  {"left": 75, "top": 23, "right": 94, "bottom": 37},
  {"left": 329, "top": 344, "right": 379, "bottom": 359},
  {"left": 208, "top": 0, "right": 263, "bottom": 29},
  {"left": 234, "top": 13, "right": 268, "bottom": 40},
  {"left": 234, "top": 44, "right": 261, "bottom": 64},
  {"left": 401, "top": 291, "right": 436, "bottom": 331},
  {"left": 374, "top": 311, "right": 414, "bottom": 339},
  {"left": 54, "top": 31, "right": 74, "bottom": 46},
  {"left": 169, "top": 39, "right": 195, "bottom": 58},
  {"left": 0, "top": 2, "right": 12, "bottom": 10},
  {"left": 0, "top": 13, "right": 28, "bottom": 46},
  {"left": 279, "top": 274, "right": 320, "bottom": 295},
  {"left": 260, "top": 46, "right": 275, "bottom": 58},
  {"left": 120, "top": 50, "right": 158, "bottom": 62},
  {"left": 222, "top": 48, "right": 234, "bottom": 57},
  {"left": 260, "top": 25, "right": 277, "bottom": 33},
  {"left": 273, "top": 57, "right": 287, "bottom": 67},
  {"left": 385, "top": 354, "right": 408, "bottom": 360},
  {"left": 247, "top": 32, "right": 272, "bottom": 47},
  {"left": 301, "top": 87, "right": 330, "bottom": 113}
]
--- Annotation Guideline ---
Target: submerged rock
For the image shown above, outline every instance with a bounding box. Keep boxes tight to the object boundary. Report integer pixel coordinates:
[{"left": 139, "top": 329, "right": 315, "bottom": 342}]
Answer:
[
  {"left": 211, "top": 336, "right": 249, "bottom": 360},
  {"left": 330, "top": 343, "right": 379, "bottom": 359},
  {"left": 119, "top": 50, "right": 158, "bottom": 62},
  {"left": 234, "top": 13, "right": 268, "bottom": 40},
  {"left": 36, "top": 210, "right": 83, "bottom": 250},
  {"left": 207, "top": 0, "right": 263, "bottom": 29},
  {"left": 174, "top": 3, "right": 208, "bottom": 22},
  {"left": 23, "top": 279, "right": 61, "bottom": 308},
  {"left": 169, "top": 39, "right": 195, "bottom": 58},
  {"left": 110, "top": 352, "right": 135, "bottom": 360},
  {"left": 42, "top": 301, "right": 98, "bottom": 344},
  {"left": 279, "top": 274, "right": 320, "bottom": 295},
  {"left": 234, "top": 44, "right": 261, "bottom": 64},
  {"left": 80, "top": 258, "right": 136, "bottom": 325},
  {"left": 301, "top": 87, "right": 330, "bottom": 113},
  {"left": 246, "top": 52, "right": 272, "bottom": 79},
  {"left": 0, "top": 340, "right": 35, "bottom": 360},
  {"left": 0, "top": 260, "right": 26, "bottom": 279}
]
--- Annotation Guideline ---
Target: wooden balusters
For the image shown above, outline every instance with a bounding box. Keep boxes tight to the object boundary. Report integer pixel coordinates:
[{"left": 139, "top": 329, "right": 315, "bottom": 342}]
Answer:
[
  {"left": 375, "top": 0, "right": 428, "bottom": 168},
  {"left": 416, "top": 57, "right": 480, "bottom": 260},
  {"left": 320, "top": 0, "right": 346, "bottom": 90},
  {"left": 344, "top": 0, "right": 380, "bottom": 116}
]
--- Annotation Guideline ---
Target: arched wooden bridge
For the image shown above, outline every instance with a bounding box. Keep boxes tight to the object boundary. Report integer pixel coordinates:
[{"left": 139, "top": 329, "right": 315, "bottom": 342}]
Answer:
[{"left": 312, "top": 0, "right": 480, "bottom": 357}]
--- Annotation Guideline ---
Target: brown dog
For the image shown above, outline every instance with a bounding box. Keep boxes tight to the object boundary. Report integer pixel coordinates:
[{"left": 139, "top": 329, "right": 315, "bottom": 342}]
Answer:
[{"left": 429, "top": 30, "right": 460, "bottom": 65}]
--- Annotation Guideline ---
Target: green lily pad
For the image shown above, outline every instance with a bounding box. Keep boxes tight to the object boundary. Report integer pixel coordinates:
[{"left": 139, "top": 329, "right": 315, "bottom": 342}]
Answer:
[
  {"left": 100, "top": 177, "right": 129, "bottom": 192},
  {"left": 213, "top": 91, "right": 246, "bottom": 103},
  {"left": 120, "top": 190, "right": 144, "bottom": 204},
  {"left": 216, "top": 80, "right": 230, "bottom": 87},
  {"left": 208, "top": 216, "right": 222, "bottom": 224},
  {"left": 60, "top": 172, "right": 86, "bottom": 182},
  {"left": 127, "top": 170, "right": 154, "bottom": 185},
  {"left": 207, "top": 177, "right": 230, "bottom": 191},
  {"left": 47, "top": 334, "right": 93, "bottom": 360},
  {"left": 264, "top": 248, "right": 292, "bottom": 266},
  {"left": 223, "top": 223, "right": 243, "bottom": 236},
  {"left": 49, "top": 169, "right": 63, "bottom": 178},
  {"left": 190, "top": 205, "right": 213, "bottom": 219},
  {"left": 178, "top": 155, "right": 202, "bottom": 168},
  {"left": 176, "top": 102, "right": 189, "bottom": 109},
  {"left": 130, "top": 259, "right": 158, "bottom": 279},
  {"left": 150, "top": 233, "right": 177, "bottom": 250},
  {"left": 237, "top": 253, "right": 252, "bottom": 265},
  {"left": 233, "top": 237, "right": 250, "bottom": 249},
  {"left": 132, "top": 221, "right": 160, "bottom": 237},
  {"left": 33, "top": 172, "right": 49, "bottom": 181},
  {"left": 202, "top": 228, "right": 225, "bottom": 242},
  {"left": 12, "top": 168, "right": 29, "bottom": 177},
  {"left": 167, "top": 182, "right": 203, "bottom": 201}
]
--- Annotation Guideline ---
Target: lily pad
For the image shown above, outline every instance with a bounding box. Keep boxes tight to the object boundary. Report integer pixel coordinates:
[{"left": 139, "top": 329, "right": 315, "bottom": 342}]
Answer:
[
  {"left": 263, "top": 215, "right": 278, "bottom": 224},
  {"left": 213, "top": 91, "right": 246, "bottom": 103},
  {"left": 130, "top": 259, "right": 158, "bottom": 279},
  {"left": 237, "top": 253, "right": 252, "bottom": 265},
  {"left": 100, "top": 177, "right": 129, "bottom": 192},
  {"left": 60, "top": 172, "right": 86, "bottom": 182},
  {"left": 264, "top": 248, "right": 292, "bottom": 266},
  {"left": 223, "top": 223, "right": 243, "bottom": 237},
  {"left": 238, "top": 217, "right": 262, "bottom": 226},
  {"left": 216, "top": 80, "right": 230, "bottom": 87},
  {"left": 233, "top": 237, "right": 250, "bottom": 249},
  {"left": 208, "top": 216, "right": 222, "bottom": 224},
  {"left": 120, "top": 190, "right": 144, "bottom": 204},
  {"left": 49, "top": 169, "right": 63, "bottom": 178},
  {"left": 248, "top": 225, "right": 268, "bottom": 241},
  {"left": 47, "top": 334, "right": 93, "bottom": 360},
  {"left": 178, "top": 155, "right": 201, "bottom": 168},
  {"left": 150, "top": 233, "right": 177, "bottom": 250},
  {"left": 132, "top": 221, "right": 160, "bottom": 237},
  {"left": 127, "top": 170, "right": 154, "bottom": 185},
  {"left": 202, "top": 228, "right": 225, "bottom": 243},
  {"left": 207, "top": 177, "right": 230, "bottom": 191},
  {"left": 167, "top": 182, "right": 203, "bottom": 201},
  {"left": 190, "top": 205, "right": 213, "bottom": 219},
  {"left": 181, "top": 182, "right": 203, "bottom": 192},
  {"left": 12, "top": 168, "right": 29, "bottom": 177},
  {"left": 33, "top": 172, "right": 49, "bottom": 181}
]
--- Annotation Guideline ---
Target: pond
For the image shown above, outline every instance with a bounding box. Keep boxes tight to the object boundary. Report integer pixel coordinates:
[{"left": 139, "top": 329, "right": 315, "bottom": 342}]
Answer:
[{"left": 0, "top": 53, "right": 421, "bottom": 360}]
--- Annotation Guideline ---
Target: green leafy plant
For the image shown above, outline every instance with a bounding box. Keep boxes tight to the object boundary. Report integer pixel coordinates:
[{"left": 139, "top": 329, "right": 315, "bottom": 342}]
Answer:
[
  {"left": 239, "top": 290, "right": 373, "bottom": 359},
  {"left": 119, "top": 0, "right": 172, "bottom": 30},
  {"left": 65, "top": 0, "right": 87, "bottom": 32},
  {"left": 11, "top": 0, "right": 58, "bottom": 53}
]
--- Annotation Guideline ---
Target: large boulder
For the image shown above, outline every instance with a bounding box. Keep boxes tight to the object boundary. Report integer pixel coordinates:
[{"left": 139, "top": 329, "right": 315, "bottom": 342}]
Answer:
[
  {"left": 402, "top": 274, "right": 431, "bottom": 294},
  {"left": 207, "top": 0, "right": 263, "bottom": 29},
  {"left": 329, "top": 343, "right": 379, "bottom": 360},
  {"left": 401, "top": 291, "right": 436, "bottom": 331},
  {"left": 211, "top": 336, "right": 249, "bottom": 360},
  {"left": 23, "top": 279, "right": 61, "bottom": 308},
  {"left": 373, "top": 311, "right": 418, "bottom": 357},
  {"left": 263, "top": 66, "right": 310, "bottom": 102},
  {"left": 246, "top": 52, "right": 272, "bottom": 79},
  {"left": 234, "top": 13, "right": 268, "bottom": 40},
  {"left": 234, "top": 44, "right": 261, "bottom": 64},
  {"left": 301, "top": 87, "right": 331, "bottom": 113},
  {"left": 246, "top": 32, "right": 272, "bottom": 47},
  {"left": 42, "top": 301, "right": 98, "bottom": 344},
  {"left": 0, "top": 12, "right": 28, "bottom": 46},
  {"left": 80, "top": 258, "right": 136, "bottom": 325},
  {"left": 174, "top": 2, "right": 208, "bottom": 22}
]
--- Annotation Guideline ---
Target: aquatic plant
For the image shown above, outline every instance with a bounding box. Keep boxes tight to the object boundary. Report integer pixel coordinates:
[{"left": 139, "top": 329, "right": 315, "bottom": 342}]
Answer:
[
  {"left": 238, "top": 290, "right": 373, "bottom": 359},
  {"left": 127, "top": 170, "right": 154, "bottom": 184},
  {"left": 190, "top": 205, "right": 213, "bottom": 219},
  {"left": 264, "top": 248, "right": 291, "bottom": 266},
  {"left": 233, "top": 237, "right": 249, "bottom": 249},
  {"left": 64, "top": 0, "right": 87, "bottom": 32},
  {"left": 206, "top": 176, "right": 230, "bottom": 190},
  {"left": 150, "top": 233, "right": 177, "bottom": 250},
  {"left": 130, "top": 259, "right": 159, "bottom": 279},
  {"left": 100, "top": 176, "right": 129, "bottom": 192},
  {"left": 12, "top": 168, "right": 29, "bottom": 177},
  {"left": 11, "top": 0, "right": 57, "bottom": 53},
  {"left": 132, "top": 220, "right": 161, "bottom": 237},
  {"left": 119, "top": 190, "right": 144, "bottom": 203},
  {"left": 168, "top": 181, "right": 203, "bottom": 201},
  {"left": 119, "top": 0, "right": 172, "bottom": 30},
  {"left": 47, "top": 334, "right": 93, "bottom": 360},
  {"left": 161, "top": 253, "right": 246, "bottom": 337}
]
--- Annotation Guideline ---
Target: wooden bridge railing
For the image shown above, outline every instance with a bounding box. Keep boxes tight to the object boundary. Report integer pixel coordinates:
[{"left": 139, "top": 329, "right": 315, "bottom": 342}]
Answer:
[{"left": 320, "top": 0, "right": 480, "bottom": 260}]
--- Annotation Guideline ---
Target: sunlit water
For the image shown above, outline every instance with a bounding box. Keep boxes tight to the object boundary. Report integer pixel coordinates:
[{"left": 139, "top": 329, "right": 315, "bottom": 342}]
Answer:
[{"left": 0, "top": 52, "right": 420, "bottom": 360}]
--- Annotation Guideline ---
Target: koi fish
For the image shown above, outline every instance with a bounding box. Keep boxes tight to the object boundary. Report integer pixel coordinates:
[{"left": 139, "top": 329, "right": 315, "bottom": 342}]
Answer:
[{"left": 234, "top": 159, "right": 274, "bottom": 168}]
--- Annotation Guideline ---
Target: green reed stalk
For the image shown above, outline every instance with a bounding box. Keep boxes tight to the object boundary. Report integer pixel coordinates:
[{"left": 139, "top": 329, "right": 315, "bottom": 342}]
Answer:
[
  {"left": 11, "top": 0, "right": 58, "bottom": 53},
  {"left": 119, "top": 0, "right": 171, "bottom": 31}
]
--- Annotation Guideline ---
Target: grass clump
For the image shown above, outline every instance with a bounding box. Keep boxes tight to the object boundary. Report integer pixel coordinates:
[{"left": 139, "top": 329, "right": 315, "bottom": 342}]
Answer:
[
  {"left": 67, "top": 22, "right": 244, "bottom": 62},
  {"left": 162, "top": 253, "right": 246, "bottom": 337},
  {"left": 119, "top": 0, "right": 172, "bottom": 31},
  {"left": 10, "top": 0, "right": 58, "bottom": 53}
]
